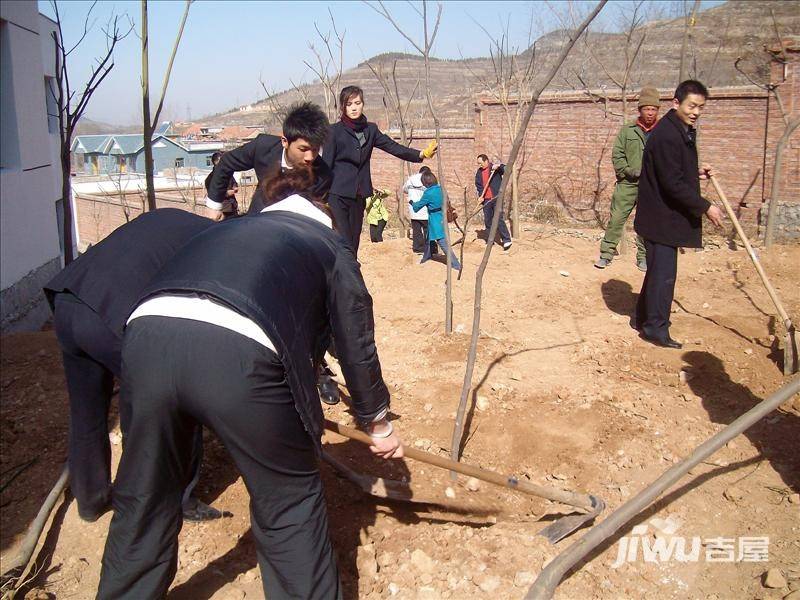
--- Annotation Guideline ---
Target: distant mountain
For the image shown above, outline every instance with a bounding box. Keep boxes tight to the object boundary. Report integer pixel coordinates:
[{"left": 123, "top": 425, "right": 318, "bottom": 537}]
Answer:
[
  {"left": 74, "top": 118, "right": 140, "bottom": 136},
  {"left": 207, "top": 0, "right": 800, "bottom": 130}
]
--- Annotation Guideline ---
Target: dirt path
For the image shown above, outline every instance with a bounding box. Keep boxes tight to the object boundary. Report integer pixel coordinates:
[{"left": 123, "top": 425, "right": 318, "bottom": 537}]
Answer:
[{"left": 1, "top": 226, "right": 798, "bottom": 599}]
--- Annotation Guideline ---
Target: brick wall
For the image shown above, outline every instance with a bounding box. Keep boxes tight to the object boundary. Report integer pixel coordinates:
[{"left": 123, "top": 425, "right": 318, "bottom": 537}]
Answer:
[
  {"left": 74, "top": 51, "right": 798, "bottom": 245},
  {"left": 474, "top": 88, "right": 784, "bottom": 231}
]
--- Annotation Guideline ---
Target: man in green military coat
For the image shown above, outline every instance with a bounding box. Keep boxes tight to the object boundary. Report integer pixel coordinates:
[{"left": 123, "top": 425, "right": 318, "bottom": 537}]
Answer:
[{"left": 595, "top": 86, "right": 661, "bottom": 271}]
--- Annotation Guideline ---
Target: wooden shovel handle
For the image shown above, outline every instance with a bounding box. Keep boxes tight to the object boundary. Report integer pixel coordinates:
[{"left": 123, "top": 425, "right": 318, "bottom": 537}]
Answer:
[
  {"left": 709, "top": 176, "right": 793, "bottom": 330},
  {"left": 324, "top": 419, "right": 595, "bottom": 510}
]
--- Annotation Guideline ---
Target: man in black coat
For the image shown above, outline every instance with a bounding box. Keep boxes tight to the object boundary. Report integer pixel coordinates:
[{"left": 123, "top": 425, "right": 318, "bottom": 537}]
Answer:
[
  {"left": 97, "top": 201, "right": 403, "bottom": 600},
  {"left": 633, "top": 80, "right": 724, "bottom": 348},
  {"left": 205, "top": 102, "right": 332, "bottom": 218},
  {"left": 44, "top": 209, "right": 219, "bottom": 521}
]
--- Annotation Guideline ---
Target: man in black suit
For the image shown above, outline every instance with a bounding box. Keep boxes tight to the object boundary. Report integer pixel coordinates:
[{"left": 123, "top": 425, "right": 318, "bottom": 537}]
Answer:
[
  {"left": 97, "top": 194, "right": 402, "bottom": 600},
  {"left": 633, "top": 80, "right": 724, "bottom": 349},
  {"left": 205, "top": 102, "right": 332, "bottom": 218},
  {"left": 44, "top": 209, "right": 220, "bottom": 522},
  {"left": 204, "top": 151, "right": 239, "bottom": 218}
]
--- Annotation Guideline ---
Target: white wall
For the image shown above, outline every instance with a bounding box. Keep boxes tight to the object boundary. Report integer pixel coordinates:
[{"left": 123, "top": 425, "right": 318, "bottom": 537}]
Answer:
[{"left": 0, "top": 1, "right": 63, "bottom": 325}]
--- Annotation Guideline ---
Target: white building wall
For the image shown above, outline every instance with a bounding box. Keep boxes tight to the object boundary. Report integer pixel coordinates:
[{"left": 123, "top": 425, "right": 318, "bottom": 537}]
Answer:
[{"left": 0, "top": 1, "right": 64, "bottom": 331}]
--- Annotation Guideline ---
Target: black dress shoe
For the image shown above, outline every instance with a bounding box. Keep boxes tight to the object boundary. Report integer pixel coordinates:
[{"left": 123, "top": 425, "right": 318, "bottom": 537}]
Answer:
[{"left": 640, "top": 333, "right": 682, "bottom": 349}]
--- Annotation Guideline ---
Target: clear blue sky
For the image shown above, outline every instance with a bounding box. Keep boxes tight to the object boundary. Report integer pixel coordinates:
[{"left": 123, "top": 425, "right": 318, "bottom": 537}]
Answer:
[{"left": 38, "top": 1, "right": 722, "bottom": 126}]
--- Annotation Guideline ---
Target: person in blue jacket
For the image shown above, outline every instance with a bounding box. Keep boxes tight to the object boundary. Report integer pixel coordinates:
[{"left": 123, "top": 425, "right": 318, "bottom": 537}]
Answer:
[{"left": 412, "top": 170, "right": 461, "bottom": 270}]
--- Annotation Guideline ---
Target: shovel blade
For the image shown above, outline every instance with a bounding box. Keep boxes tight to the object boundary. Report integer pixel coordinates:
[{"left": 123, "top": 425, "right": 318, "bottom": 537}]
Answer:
[
  {"left": 538, "top": 495, "right": 606, "bottom": 544},
  {"left": 783, "top": 330, "right": 798, "bottom": 375}
]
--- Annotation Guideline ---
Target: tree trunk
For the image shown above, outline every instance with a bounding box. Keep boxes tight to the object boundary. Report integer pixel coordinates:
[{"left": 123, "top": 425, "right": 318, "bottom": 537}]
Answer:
[
  {"left": 511, "top": 166, "right": 520, "bottom": 237},
  {"left": 450, "top": 0, "right": 608, "bottom": 466},
  {"left": 765, "top": 115, "right": 800, "bottom": 247},
  {"left": 60, "top": 148, "right": 75, "bottom": 264},
  {"left": 141, "top": 0, "right": 157, "bottom": 211}
]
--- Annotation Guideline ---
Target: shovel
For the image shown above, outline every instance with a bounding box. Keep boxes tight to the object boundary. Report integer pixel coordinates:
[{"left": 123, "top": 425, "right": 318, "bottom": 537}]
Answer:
[
  {"left": 709, "top": 176, "right": 798, "bottom": 374},
  {"left": 324, "top": 419, "right": 605, "bottom": 543}
]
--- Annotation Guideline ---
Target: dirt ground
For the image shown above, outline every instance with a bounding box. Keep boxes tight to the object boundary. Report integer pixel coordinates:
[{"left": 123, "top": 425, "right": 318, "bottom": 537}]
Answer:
[{"left": 1, "top": 223, "right": 799, "bottom": 600}]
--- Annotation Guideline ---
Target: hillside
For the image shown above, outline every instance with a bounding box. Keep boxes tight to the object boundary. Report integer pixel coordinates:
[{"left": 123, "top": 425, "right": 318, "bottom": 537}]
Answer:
[{"left": 209, "top": 0, "right": 800, "bottom": 130}]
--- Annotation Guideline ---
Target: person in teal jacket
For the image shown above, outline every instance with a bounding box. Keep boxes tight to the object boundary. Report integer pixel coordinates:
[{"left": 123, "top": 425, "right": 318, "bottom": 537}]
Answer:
[{"left": 411, "top": 171, "right": 461, "bottom": 270}]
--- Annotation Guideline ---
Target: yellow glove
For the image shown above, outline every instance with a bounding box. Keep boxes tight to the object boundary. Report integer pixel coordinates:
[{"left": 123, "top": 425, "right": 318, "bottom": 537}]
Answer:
[{"left": 421, "top": 140, "right": 438, "bottom": 159}]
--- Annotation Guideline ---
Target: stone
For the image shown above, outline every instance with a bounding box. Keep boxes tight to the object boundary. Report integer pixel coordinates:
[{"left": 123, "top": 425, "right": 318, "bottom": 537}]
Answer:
[
  {"left": 387, "top": 583, "right": 400, "bottom": 596},
  {"left": 227, "top": 588, "right": 246, "bottom": 600},
  {"left": 423, "top": 403, "right": 433, "bottom": 413},
  {"left": 787, "top": 493, "right": 800, "bottom": 505},
  {"left": 784, "top": 592, "right": 800, "bottom": 600},
  {"left": 477, "top": 574, "right": 502, "bottom": 593},
  {"left": 559, "top": 270, "right": 570, "bottom": 277},
  {"left": 702, "top": 302, "right": 710, "bottom": 309},
  {"left": 514, "top": 571, "right": 536, "bottom": 587},
  {"left": 377, "top": 551, "right": 395, "bottom": 568},
  {"left": 357, "top": 544, "right": 378, "bottom": 579},
  {"left": 476, "top": 395, "right": 490, "bottom": 411},
  {"left": 764, "top": 568, "right": 787, "bottom": 589},
  {"left": 789, "top": 581, "right": 800, "bottom": 591},
  {"left": 465, "top": 477, "right": 481, "bottom": 492},
  {"left": 445, "top": 487, "right": 456, "bottom": 499},
  {"left": 411, "top": 549, "right": 435, "bottom": 574},
  {"left": 723, "top": 486, "right": 745, "bottom": 502}
]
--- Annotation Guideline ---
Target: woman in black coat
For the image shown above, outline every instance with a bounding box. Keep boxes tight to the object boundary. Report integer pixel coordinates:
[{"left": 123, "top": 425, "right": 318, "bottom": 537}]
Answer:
[{"left": 323, "top": 85, "right": 436, "bottom": 255}]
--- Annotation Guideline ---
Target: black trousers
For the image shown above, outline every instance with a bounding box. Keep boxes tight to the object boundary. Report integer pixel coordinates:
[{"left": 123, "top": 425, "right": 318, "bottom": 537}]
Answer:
[
  {"left": 636, "top": 239, "right": 678, "bottom": 341},
  {"left": 327, "top": 194, "right": 366, "bottom": 256},
  {"left": 411, "top": 219, "right": 438, "bottom": 255},
  {"left": 53, "top": 293, "right": 121, "bottom": 519},
  {"left": 482, "top": 198, "right": 512, "bottom": 245},
  {"left": 369, "top": 220, "right": 387, "bottom": 242},
  {"left": 98, "top": 317, "right": 339, "bottom": 600}
]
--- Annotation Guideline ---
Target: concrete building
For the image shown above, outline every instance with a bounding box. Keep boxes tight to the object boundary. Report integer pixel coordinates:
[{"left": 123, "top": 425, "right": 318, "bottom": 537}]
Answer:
[{"left": 1, "top": 2, "right": 65, "bottom": 332}]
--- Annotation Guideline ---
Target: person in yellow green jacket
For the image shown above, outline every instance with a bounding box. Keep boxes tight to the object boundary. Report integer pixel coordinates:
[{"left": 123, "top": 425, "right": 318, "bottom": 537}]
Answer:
[
  {"left": 595, "top": 86, "right": 661, "bottom": 272},
  {"left": 366, "top": 189, "right": 390, "bottom": 242}
]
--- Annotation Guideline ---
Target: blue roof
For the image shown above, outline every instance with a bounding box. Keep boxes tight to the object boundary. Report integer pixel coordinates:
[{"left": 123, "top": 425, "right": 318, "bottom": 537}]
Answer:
[
  {"left": 104, "top": 134, "right": 146, "bottom": 155},
  {"left": 155, "top": 121, "right": 173, "bottom": 135},
  {"left": 72, "top": 135, "right": 111, "bottom": 153},
  {"left": 72, "top": 132, "right": 212, "bottom": 156}
]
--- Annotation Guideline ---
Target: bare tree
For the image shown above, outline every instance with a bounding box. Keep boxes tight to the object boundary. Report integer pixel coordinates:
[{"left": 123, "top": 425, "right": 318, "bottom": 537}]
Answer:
[
  {"left": 465, "top": 18, "right": 540, "bottom": 238},
  {"left": 678, "top": 0, "right": 701, "bottom": 83},
  {"left": 141, "top": 0, "right": 192, "bottom": 211},
  {"left": 49, "top": 1, "right": 132, "bottom": 264},
  {"left": 450, "top": 0, "right": 608, "bottom": 465},
  {"left": 304, "top": 9, "right": 346, "bottom": 123},
  {"left": 367, "top": 0, "right": 455, "bottom": 332},
  {"left": 582, "top": 1, "right": 648, "bottom": 121},
  {"left": 735, "top": 33, "right": 800, "bottom": 247}
]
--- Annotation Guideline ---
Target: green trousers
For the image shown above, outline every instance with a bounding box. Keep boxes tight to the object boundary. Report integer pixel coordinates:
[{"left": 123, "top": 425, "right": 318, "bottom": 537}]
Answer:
[{"left": 599, "top": 181, "right": 645, "bottom": 261}]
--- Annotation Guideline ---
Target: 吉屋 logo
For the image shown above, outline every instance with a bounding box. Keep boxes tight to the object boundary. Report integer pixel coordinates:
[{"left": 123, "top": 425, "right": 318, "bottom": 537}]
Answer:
[{"left": 611, "top": 516, "right": 769, "bottom": 568}]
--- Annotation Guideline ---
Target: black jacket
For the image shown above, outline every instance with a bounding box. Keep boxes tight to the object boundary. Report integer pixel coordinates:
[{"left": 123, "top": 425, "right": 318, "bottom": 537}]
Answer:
[
  {"left": 206, "top": 134, "right": 332, "bottom": 214},
  {"left": 323, "top": 121, "right": 422, "bottom": 198},
  {"left": 475, "top": 163, "right": 505, "bottom": 200},
  {"left": 138, "top": 211, "right": 389, "bottom": 447},
  {"left": 634, "top": 109, "right": 711, "bottom": 248},
  {"left": 204, "top": 168, "right": 238, "bottom": 214},
  {"left": 44, "top": 209, "right": 213, "bottom": 338}
]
